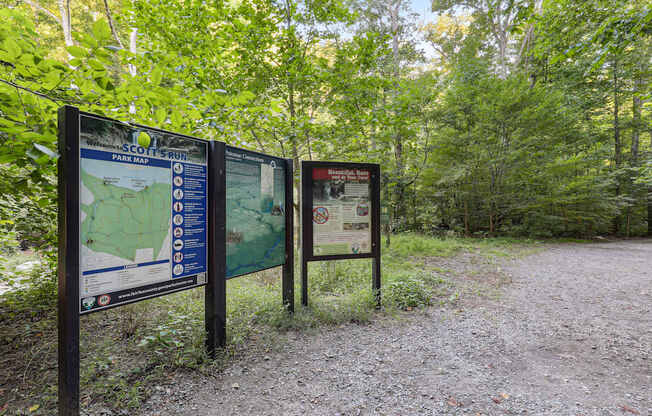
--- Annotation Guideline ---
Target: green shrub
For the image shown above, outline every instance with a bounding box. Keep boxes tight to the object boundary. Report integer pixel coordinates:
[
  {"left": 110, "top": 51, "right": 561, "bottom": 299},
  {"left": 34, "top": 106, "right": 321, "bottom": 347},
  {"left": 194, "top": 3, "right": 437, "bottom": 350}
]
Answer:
[{"left": 383, "top": 276, "right": 431, "bottom": 310}]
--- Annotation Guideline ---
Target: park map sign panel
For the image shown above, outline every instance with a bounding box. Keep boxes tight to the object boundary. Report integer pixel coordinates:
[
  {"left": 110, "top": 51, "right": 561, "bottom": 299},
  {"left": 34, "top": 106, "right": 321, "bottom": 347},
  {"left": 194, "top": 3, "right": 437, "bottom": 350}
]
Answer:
[
  {"left": 311, "top": 167, "right": 372, "bottom": 256},
  {"left": 58, "top": 108, "right": 294, "bottom": 416},
  {"left": 78, "top": 114, "right": 208, "bottom": 313},
  {"left": 225, "top": 146, "right": 286, "bottom": 278}
]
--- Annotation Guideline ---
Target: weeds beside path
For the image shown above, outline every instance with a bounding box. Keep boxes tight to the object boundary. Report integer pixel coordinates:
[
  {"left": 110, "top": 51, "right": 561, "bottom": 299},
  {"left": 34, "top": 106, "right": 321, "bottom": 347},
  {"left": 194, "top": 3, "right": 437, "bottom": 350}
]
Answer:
[
  {"left": 4, "top": 237, "right": 649, "bottom": 415},
  {"left": 138, "top": 239, "right": 651, "bottom": 416},
  {"left": 0, "top": 235, "right": 532, "bottom": 415}
]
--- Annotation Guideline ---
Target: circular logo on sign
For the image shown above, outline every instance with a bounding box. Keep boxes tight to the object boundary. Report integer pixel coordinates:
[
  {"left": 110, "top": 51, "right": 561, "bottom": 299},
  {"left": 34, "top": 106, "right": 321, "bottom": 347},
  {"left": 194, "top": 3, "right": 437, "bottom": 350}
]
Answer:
[
  {"left": 174, "top": 176, "right": 183, "bottom": 187},
  {"left": 174, "top": 227, "right": 184, "bottom": 238},
  {"left": 137, "top": 131, "right": 151, "bottom": 148},
  {"left": 173, "top": 163, "right": 183, "bottom": 174},
  {"left": 313, "top": 207, "right": 329, "bottom": 224},
  {"left": 82, "top": 297, "right": 96, "bottom": 310},
  {"left": 97, "top": 294, "right": 111, "bottom": 307},
  {"left": 173, "top": 264, "right": 184, "bottom": 276}
]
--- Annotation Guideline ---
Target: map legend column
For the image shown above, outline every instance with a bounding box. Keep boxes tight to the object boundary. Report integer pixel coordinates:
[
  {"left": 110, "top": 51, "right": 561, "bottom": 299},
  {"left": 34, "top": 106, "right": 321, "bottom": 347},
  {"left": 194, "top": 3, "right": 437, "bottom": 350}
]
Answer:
[{"left": 172, "top": 162, "right": 207, "bottom": 281}]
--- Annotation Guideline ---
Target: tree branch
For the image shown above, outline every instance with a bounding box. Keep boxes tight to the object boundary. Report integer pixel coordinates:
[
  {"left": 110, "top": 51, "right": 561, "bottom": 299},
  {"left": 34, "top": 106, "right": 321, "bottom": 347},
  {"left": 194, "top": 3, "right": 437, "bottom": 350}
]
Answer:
[
  {"left": 22, "top": 0, "right": 60, "bottom": 24},
  {"left": 103, "top": 0, "right": 124, "bottom": 48},
  {"left": 0, "top": 78, "right": 83, "bottom": 104}
]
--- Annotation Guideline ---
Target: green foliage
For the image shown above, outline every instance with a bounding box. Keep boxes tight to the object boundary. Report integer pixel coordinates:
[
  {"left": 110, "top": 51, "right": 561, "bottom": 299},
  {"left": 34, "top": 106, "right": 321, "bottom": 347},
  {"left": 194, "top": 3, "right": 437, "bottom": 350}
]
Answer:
[
  {"left": 0, "top": 232, "right": 475, "bottom": 413},
  {"left": 0, "top": 0, "right": 649, "bottom": 412},
  {"left": 388, "top": 233, "right": 470, "bottom": 257},
  {"left": 384, "top": 275, "right": 431, "bottom": 310}
]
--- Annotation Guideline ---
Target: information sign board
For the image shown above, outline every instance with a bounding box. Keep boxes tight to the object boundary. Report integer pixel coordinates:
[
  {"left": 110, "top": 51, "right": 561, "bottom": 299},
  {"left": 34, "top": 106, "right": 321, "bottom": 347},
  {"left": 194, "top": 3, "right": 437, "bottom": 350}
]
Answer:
[
  {"left": 225, "top": 146, "right": 287, "bottom": 278},
  {"left": 311, "top": 167, "right": 372, "bottom": 256},
  {"left": 78, "top": 113, "right": 208, "bottom": 313},
  {"left": 58, "top": 107, "right": 294, "bottom": 416},
  {"left": 300, "top": 161, "right": 381, "bottom": 307}
]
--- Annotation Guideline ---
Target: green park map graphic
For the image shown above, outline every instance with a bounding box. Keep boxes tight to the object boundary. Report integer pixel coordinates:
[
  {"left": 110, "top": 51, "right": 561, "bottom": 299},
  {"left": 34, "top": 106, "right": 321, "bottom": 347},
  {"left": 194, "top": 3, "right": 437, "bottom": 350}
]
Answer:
[
  {"left": 80, "top": 166, "right": 171, "bottom": 263},
  {"left": 226, "top": 155, "right": 285, "bottom": 278}
]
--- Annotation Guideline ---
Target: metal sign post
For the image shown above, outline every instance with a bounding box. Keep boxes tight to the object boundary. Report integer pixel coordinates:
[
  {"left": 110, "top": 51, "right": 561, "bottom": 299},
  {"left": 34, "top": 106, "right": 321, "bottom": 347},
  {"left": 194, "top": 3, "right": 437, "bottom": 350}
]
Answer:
[
  {"left": 206, "top": 141, "right": 226, "bottom": 355},
  {"left": 282, "top": 159, "right": 295, "bottom": 312},
  {"left": 58, "top": 106, "right": 81, "bottom": 416}
]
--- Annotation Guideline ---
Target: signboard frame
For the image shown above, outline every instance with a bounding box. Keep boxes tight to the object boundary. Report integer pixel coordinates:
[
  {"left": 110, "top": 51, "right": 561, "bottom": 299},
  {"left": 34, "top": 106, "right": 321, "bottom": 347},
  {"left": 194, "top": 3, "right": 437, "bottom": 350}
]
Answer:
[
  {"left": 58, "top": 106, "right": 294, "bottom": 415},
  {"left": 210, "top": 145, "right": 295, "bottom": 352},
  {"left": 73, "top": 108, "right": 210, "bottom": 314},
  {"left": 300, "top": 161, "right": 381, "bottom": 307},
  {"left": 58, "top": 106, "right": 214, "bottom": 415},
  {"left": 224, "top": 145, "right": 291, "bottom": 279}
]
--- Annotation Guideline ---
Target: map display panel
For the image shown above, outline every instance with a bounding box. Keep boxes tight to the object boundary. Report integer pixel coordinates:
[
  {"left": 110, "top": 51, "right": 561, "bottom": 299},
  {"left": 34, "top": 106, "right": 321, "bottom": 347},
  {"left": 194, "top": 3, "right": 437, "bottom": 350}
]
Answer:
[
  {"left": 225, "top": 147, "right": 286, "bottom": 278},
  {"left": 311, "top": 167, "right": 372, "bottom": 256},
  {"left": 79, "top": 114, "right": 208, "bottom": 313}
]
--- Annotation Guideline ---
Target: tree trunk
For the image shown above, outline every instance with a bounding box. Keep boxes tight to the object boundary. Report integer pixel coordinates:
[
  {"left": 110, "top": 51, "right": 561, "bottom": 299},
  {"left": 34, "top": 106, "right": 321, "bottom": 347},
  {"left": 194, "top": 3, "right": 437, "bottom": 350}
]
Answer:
[
  {"left": 57, "top": 0, "right": 73, "bottom": 46},
  {"left": 649, "top": 130, "right": 652, "bottom": 237},
  {"left": 103, "top": 0, "right": 124, "bottom": 48},
  {"left": 284, "top": 0, "right": 301, "bottom": 252},
  {"left": 632, "top": 82, "right": 641, "bottom": 165},
  {"left": 489, "top": 210, "right": 494, "bottom": 235},
  {"left": 612, "top": 55, "right": 621, "bottom": 234},
  {"left": 389, "top": 0, "right": 406, "bottom": 222},
  {"left": 128, "top": 28, "right": 138, "bottom": 114},
  {"left": 627, "top": 71, "right": 642, "bottom": 239},
  {"left": 464, "top": 198, "right": 470, "bottom": 237},
  {"left": 648, "top": 187, "right": 652, "bottom": 237}
]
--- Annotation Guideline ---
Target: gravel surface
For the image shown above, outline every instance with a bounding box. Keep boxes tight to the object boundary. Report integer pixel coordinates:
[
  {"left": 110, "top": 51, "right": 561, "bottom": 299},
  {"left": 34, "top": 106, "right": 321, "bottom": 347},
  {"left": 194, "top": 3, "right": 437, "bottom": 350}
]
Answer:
[{"left": 139, "top": 240, "right": 651, "bottom": 416}]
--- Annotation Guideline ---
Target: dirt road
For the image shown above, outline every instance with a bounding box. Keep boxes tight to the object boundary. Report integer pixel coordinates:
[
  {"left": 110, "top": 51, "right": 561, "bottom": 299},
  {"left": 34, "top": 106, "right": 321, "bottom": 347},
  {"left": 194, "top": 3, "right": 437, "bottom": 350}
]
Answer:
[{"left": 141, "top": 240, "right": 651, "bottom": 416}]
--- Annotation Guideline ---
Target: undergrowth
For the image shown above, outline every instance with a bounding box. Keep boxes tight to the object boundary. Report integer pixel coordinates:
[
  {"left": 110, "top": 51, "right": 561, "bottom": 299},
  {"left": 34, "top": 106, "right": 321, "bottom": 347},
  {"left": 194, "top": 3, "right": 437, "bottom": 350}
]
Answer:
[{"left": 0, "top": 233, "right": 533, "bottom": 415}]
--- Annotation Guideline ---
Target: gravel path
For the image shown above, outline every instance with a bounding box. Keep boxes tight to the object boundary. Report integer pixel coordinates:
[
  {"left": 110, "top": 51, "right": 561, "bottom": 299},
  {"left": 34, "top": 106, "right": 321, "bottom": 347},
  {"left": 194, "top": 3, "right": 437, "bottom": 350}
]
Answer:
[{"left": 142, "top": 240, "right": 651, "bottom": 416}]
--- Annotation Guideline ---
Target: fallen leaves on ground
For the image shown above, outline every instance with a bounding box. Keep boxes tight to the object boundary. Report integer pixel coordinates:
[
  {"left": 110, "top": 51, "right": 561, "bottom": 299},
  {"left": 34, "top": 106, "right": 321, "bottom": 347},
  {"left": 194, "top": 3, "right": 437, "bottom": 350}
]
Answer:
[
  {"left": 492, "top": 392, "right": 509, "bottom": 403},
  {"left": 621, "top": 405, "right": 639, "bottom": 414},
  {"left": 447, "top": 397, "right": 463, "bottom": 407}
]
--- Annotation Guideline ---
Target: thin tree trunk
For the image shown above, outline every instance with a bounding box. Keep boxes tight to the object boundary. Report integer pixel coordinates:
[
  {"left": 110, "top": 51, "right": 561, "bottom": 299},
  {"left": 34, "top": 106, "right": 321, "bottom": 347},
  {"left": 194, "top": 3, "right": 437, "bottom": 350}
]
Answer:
[
  {"left": 649, "top": 130, "right": 652, "bottom": 237},
  {"left": 57, "top": 0, "right": 73, "bottom": 46},
  {"left": 648, "top": 187, "right": 652, "bottom": 237},
  {"left": 464, "top": 198, "right": 470, "bottom": 237},
  {"left": 128, "top": 28, "right": 137, "bottom": 114},
  {"left": 103, "top": 0, "right": 124, "bottom": 48},
  {"left": 389, "top": 0, "right": 406, "bottom": 222},
  {"left": 612, "top": 55, "right": 621, "bottom": 234},
  {"left": 632, "top": 92, "right": 641, "bottom": 165},
  {"left": 489, "top": 210, "right": 494, "bottom": 235},
  {"left": 628, "top": 71, "right": 642, "bottom": 239}
]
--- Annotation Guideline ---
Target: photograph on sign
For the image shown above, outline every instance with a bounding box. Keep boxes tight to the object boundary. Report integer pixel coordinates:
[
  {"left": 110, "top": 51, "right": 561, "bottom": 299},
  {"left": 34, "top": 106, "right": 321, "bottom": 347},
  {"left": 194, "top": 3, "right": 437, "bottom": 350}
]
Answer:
[
  {"left": 311, "top": 167, "right": 372, "bottom": 256},
  {"left": 225, "top": 146, "right": 286, "bottom": 278},
  {"left": 78, "top": 114, "right": 208, "bottom": 313}
]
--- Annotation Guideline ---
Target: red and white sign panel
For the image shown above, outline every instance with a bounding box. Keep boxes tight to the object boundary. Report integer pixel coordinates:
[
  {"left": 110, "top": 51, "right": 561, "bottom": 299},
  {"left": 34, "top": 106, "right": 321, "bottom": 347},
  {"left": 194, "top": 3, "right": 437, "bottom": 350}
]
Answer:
[{"left": 311, "top": 167, "right": 371, "bottom": 256}]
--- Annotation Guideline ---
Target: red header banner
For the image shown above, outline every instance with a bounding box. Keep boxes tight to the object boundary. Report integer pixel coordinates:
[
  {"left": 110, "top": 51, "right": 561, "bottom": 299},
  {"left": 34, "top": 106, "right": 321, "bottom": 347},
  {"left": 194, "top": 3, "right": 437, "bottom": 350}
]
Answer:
[{"left": 312, "top": 167, "right": 370, "bottom": 181}]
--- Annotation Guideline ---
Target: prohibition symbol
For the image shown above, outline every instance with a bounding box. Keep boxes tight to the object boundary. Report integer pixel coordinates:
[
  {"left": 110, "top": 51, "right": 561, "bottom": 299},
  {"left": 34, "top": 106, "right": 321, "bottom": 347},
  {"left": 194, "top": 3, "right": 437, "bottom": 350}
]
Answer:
[
  {"left": 313, "top": 206, "right": 329, "bottom": 224},
  {"left": 97, "top": 294, "right": 111, "bottom": 307}
]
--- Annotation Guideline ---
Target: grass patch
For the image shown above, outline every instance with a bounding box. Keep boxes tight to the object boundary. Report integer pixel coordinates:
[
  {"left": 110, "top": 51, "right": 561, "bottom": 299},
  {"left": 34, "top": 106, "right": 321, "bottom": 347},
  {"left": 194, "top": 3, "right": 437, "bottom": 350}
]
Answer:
[{"left": 0, "top": 233, "right": 532, "bottom": 414}]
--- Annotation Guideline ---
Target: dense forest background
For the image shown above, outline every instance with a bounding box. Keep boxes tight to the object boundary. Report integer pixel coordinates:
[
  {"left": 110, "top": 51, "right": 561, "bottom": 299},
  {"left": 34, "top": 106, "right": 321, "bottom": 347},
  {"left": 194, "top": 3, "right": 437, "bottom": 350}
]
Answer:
[{"left": 0, "top": 0, "right": 650, "bottom": 256}]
